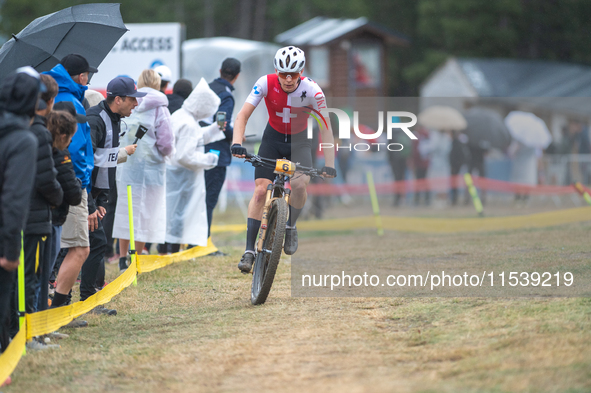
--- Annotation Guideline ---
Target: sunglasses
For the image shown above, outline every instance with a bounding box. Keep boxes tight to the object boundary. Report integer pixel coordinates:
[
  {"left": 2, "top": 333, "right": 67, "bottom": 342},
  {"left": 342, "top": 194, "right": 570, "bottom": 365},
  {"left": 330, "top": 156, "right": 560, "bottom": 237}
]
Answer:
[{"left": 278, "top": 72, "right": 300, "bottom": 79}]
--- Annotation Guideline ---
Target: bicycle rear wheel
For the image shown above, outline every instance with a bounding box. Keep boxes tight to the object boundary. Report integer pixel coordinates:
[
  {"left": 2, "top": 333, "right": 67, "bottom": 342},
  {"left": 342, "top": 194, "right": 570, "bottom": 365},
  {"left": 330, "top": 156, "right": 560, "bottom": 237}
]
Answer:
[{"left": 251, "top": 198, "right": 288, "bottom": 305}]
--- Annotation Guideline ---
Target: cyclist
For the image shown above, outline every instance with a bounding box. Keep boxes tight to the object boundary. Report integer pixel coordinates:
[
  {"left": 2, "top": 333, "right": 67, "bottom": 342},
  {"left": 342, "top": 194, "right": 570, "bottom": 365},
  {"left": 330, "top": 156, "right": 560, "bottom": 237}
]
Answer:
[{"left": 231, "top": 46, "right": 336, "bottom": 273}]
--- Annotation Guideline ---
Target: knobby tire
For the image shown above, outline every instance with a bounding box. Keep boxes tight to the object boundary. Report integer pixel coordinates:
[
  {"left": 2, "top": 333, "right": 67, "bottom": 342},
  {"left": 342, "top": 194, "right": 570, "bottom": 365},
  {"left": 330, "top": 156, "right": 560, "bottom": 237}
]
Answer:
[{"left": 251, "top": 198, "right": 288, "bottom": 305}]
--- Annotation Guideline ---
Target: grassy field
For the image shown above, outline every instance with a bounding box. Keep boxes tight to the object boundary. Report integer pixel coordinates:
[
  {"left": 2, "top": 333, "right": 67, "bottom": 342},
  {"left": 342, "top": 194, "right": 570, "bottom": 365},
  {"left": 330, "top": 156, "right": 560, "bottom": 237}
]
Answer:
[{"left": 4, "top": 220, "right": 591, "bottom": 392}]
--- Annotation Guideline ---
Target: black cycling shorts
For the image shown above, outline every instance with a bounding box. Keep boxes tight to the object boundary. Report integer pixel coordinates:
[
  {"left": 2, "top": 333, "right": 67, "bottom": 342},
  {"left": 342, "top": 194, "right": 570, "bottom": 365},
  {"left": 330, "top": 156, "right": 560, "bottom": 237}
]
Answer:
[{"left": 255, "top": 123, "right": 313, "bottom": 181}]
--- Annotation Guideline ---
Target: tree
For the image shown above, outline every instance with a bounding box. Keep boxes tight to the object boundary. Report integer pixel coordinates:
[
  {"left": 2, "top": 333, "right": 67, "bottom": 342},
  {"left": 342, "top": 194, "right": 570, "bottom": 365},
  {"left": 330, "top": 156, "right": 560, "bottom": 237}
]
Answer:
[{"left": 3, "top": 0, "right": 591, "bottom": 95}]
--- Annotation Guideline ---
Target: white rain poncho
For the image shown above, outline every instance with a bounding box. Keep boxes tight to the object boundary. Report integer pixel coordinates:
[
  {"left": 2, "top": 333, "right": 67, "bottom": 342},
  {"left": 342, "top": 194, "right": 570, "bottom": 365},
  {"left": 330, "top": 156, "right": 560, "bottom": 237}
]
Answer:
[
  {"left": 165, "top": 78, "right": 224, "bottom": 246},
  {"left": 112, "top": 86, "right": 174, "bottom": 243}
]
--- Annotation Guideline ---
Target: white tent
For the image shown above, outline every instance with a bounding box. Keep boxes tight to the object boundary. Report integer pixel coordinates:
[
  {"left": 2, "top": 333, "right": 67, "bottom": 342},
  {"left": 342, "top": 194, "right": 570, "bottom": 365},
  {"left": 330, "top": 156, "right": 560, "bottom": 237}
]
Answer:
[{"left": 182, "top": 37, "right": 280, "bottom": 139}]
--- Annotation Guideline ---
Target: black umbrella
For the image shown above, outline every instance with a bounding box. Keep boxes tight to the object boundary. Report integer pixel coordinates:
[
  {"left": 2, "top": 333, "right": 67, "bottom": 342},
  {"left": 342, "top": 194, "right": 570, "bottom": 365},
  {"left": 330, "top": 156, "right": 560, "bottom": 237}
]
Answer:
[
  {"left": 463, "top": 107, "right": 512, "bottom": 150},
  {"left": 0, "top": 3, "right": 127, "bottom": 78}
]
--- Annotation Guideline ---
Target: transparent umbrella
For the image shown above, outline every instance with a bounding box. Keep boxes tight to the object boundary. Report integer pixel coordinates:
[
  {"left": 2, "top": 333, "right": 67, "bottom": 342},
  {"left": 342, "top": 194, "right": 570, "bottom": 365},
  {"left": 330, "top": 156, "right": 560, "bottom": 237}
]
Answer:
[
  {"left": 504, "top": 111, "right": 552, "bottom": 149},
  {"left": 418, "top": 105, "right": 467, "bottom": 131}
]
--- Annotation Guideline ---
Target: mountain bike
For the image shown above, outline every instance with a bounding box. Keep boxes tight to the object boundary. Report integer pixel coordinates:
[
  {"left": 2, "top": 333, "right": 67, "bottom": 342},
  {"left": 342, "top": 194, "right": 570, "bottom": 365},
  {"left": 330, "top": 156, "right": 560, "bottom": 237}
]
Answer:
[{"left": 243, "top": 153, "right": 321, "bottom": 305}]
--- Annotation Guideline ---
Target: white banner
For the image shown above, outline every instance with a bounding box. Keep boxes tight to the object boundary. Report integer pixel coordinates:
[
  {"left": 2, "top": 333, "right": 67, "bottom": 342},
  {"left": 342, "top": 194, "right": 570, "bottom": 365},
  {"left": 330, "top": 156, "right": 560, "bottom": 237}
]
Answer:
[{"left": 90, "top": 23, "right": 182, "bottom": 91}]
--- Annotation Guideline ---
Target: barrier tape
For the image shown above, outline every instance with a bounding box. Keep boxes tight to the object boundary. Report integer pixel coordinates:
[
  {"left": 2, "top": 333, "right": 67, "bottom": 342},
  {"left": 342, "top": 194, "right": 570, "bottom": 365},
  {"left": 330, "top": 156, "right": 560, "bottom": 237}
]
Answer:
[
  {"left": 212, "top": 206, "right": 591, "bottom": 235},
  {"left": 0, "top": 239, "right": 217, "bottom": 384},
  {"left": 0, "top": 328, "right": 25, "bottom": 384},
  {"left": 228, "top": 176, "right": 582, "bottom": 196}
]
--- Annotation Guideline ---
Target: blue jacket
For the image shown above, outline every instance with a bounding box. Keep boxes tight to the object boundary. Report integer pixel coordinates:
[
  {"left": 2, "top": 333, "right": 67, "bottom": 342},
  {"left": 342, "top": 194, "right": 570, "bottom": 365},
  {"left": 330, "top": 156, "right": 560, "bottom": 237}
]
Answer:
[
  {"left": 204, "top": 78, "right": 235, "bottom": 167},
  {"left": 43, "top": 64, "right": 93, "bottom": 193}
]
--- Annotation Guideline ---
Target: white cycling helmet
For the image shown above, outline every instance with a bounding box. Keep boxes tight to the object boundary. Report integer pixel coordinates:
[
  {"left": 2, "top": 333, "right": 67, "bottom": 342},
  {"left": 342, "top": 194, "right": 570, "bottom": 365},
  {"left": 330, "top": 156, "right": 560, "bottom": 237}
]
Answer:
[{"left": 274, "top": 46, "right": 305, "bottom": 73}]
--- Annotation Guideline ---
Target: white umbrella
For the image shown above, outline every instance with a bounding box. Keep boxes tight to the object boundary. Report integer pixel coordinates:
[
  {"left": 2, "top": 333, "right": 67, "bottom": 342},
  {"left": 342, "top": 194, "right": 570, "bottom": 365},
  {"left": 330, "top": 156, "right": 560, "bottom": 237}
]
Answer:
[
  {"left": 418, "top": 105, "right": 467, "bottom": 131},
  {"left": 504, "top": 111, "right": 552, "bottom": 149}
]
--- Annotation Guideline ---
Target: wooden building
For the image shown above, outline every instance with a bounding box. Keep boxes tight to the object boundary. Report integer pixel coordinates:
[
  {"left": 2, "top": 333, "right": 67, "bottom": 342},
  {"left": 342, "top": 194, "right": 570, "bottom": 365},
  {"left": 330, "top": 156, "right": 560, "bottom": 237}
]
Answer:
[{"left": 275, "top": 17, "right": 409, "bottom": 98}]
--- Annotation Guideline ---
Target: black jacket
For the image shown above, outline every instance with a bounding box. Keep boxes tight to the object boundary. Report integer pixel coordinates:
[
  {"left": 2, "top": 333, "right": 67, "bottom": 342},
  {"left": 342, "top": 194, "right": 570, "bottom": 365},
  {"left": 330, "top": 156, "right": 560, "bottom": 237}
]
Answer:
[
  {"left": 51, "top": 148, "right": 82, "bottom": 226},
  {"left": 166, "top": 93, "right": 185, "bottom": 114},
  {"left": 0, "top": 112, "right": 38, "bottom": 261},
  {"left": 204, "top": 78, "right": 235, "bottom": 167},
  {"left": 86, "top": 100, "right": 122, "bottom": 210},
  {"left": 25, "top": 115, "right": 63, "bottom": 235}
]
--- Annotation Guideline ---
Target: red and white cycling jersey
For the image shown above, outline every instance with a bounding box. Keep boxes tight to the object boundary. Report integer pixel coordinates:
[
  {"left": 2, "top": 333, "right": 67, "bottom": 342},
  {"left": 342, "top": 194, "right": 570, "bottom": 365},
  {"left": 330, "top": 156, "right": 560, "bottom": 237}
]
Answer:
[{"left": 245, "top": 74, "right": 327, "bottom": 135}]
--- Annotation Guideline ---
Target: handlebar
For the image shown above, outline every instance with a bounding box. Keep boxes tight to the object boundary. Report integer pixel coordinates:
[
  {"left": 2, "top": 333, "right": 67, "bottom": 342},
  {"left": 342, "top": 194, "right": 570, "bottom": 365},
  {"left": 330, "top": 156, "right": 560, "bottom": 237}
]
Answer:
[{"left": 243, "top": 153, "right": 322, "bottom": 178}]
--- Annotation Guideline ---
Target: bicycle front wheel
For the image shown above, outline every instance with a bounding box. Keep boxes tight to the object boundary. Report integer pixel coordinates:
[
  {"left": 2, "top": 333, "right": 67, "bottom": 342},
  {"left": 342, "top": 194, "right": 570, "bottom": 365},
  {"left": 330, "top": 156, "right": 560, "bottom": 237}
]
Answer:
[{"left": 251, "top": 198, "right": 288, "bottom": 305}]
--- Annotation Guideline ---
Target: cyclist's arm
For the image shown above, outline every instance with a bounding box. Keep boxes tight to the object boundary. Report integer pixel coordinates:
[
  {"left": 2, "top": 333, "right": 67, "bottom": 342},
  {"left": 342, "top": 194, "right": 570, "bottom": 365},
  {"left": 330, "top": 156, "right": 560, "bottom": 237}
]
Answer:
[{"left": 232, "top": 102, "right": 256, "bottom": 146}]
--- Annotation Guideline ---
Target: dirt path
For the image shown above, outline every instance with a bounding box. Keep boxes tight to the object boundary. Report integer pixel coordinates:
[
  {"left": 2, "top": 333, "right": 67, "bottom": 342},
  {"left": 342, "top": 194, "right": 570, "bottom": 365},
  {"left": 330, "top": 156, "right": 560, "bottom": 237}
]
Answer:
[{"left": 7, "top": 224, "right": 591, "bottom": 392}]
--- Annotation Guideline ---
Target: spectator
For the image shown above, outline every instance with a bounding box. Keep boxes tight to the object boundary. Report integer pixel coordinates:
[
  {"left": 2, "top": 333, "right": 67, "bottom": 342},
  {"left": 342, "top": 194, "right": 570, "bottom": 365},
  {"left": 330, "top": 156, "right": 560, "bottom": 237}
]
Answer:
[
  {"left": 449, "top": 130, "right": 468, "bottom": 206},
  {"left": 388, "top": 131, "right": 411, "bottom": 206},
  {"left": 166, "top": 79, "right": 192, "bottom": 114},
  {"left": 85, "top": 76, "right": 145, "bottom": 309},
  {"left": 112, "top": 70, "right": 173, "bottom": 271},
  {"left": 509, "top": 140, "right": 539, "bottom": 205},
  {"left": 26, "top": 74, "right": 63, "bottom": 315},
  {"left": 83, "top": 88, "right": 134, "bottom": 263},
  {"left": 147, "top": 64, "right": 173, "bottom": 256},
  {"left": 427, "top": 129, "right": 452, "bottom": 206},
  {"left": 412, "top": 127, "right": 431, "bottom": 205},
  {"left": 45, "top": 109, "right": 82, "bottom": 314},
  {"left": 44, "top": 54, "right": 96, "bottom": 326},
  {"left": 154, "top": 65, "right": 172, "bottom": 93},
  {"left": 204, "top": 58, "right": 240, "bottom": 254},
  {"left": 0, "top": 68, "right": 41, "bottom": 356},
  {"left": 561, "top": 121, "right": 591, "bottom": 184},
  {"left": 84, "top": 89, "right": 105, "bottom": 108},
  {"left": 158, "top": 78, "right": 193, "bottom": 255},
  {"left": 466, "top": 143, "right": 489, "bottom": 205},
  {"left": 165, "top": 78, "right": 224, "bottom": 247}
]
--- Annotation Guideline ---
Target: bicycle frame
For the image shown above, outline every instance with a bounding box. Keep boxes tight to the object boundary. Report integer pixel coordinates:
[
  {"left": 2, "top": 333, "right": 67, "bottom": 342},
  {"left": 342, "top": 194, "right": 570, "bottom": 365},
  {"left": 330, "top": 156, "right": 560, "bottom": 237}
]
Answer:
[
  {"left": 257, "top": 174, "right": 291, "bottom": 252},
  {"left": 244, "top": 153, "right": 320, "bottom": 254}
]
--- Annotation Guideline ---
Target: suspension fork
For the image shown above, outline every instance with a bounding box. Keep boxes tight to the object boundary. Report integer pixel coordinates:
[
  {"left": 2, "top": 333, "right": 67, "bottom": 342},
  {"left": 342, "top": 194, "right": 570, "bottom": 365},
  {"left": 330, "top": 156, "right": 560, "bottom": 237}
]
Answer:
[{"left": 257, "top": 183, "right": 275, "bottom": 252}]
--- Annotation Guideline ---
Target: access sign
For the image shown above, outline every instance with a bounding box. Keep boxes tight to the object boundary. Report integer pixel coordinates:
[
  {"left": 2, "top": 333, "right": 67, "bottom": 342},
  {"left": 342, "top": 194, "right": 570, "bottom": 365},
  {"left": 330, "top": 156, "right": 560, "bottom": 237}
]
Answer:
[{"left": 90, "top": 23, "right": 182, "bottom": 91}]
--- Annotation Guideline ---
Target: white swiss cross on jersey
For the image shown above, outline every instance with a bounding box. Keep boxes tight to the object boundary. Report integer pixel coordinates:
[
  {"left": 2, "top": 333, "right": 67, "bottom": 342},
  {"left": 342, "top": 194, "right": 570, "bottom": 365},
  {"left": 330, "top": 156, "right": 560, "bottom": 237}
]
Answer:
[{"left": 245, "top": 74, "right": 326, "bottom": 135}]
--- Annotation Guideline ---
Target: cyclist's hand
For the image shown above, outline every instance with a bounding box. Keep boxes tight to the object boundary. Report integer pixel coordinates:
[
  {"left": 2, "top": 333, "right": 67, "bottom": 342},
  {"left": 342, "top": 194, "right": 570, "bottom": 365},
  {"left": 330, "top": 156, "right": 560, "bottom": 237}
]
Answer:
[
  {"left": 231, "top": 144, "right": 247, "bottom": 158},
  {"left": 321, "top": 166, "right": 337, "bottom": 178}
]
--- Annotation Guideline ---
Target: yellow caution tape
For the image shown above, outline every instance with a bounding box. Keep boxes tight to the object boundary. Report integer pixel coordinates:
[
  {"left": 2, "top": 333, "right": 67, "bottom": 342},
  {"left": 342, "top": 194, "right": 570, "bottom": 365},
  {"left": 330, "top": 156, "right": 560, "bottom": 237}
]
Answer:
[
  {"left": 211, "top": 207, "right": 591, "bottom": 234},
  {"left": 137, "top": 239, "right": 217, "bottom": 274},
  {"left": 296, "top": 206, "right": 591, "bottom": 233},
  {"left": 0, "top": 239, "right": 217, "bottom": 377},
  {"left": 27, "top": 262, "right": 138, "bottom": 340},
  {"left": 211, "top": 224, "right": 247, "bottom": 233},
  {"left": 0, "top": 326, "right": 26, "bottom": 385}
]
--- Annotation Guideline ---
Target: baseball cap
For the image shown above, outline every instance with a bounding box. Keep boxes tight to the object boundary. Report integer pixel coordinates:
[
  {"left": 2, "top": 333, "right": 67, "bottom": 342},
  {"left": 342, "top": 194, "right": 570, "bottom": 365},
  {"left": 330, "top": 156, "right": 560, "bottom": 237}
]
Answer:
[
  {"left": 106, "top": 76, "right": 147, "bottom": 98},
  {"left": 53, "top": 101, "right": 87, "bottom": 123},
  {"left": 60, "top": 54, "right": 98, "bottom": 76},
  {"left": 221, "top": 58, "right": 241, "bottom": 78},
  {"left": 153, "top": 65, "right": 172, "bottom": 82}
]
